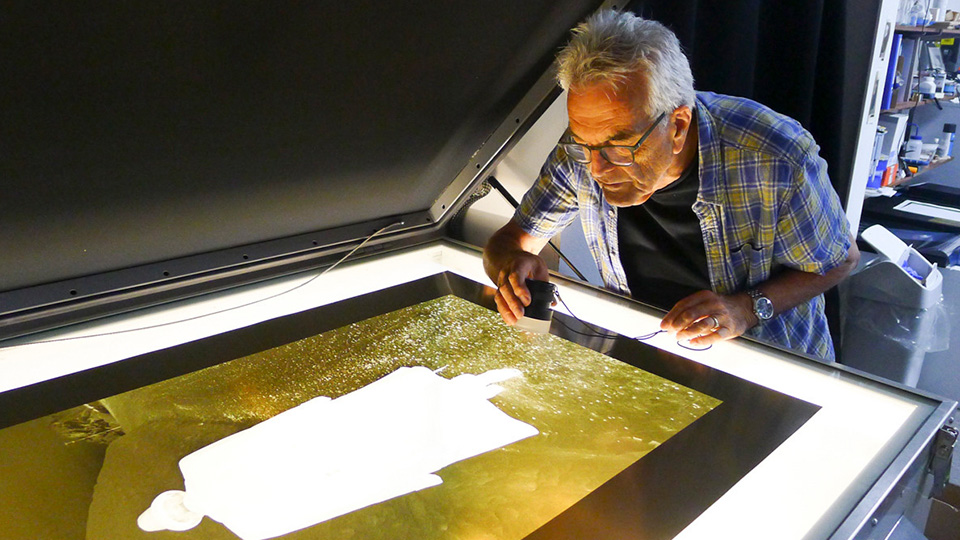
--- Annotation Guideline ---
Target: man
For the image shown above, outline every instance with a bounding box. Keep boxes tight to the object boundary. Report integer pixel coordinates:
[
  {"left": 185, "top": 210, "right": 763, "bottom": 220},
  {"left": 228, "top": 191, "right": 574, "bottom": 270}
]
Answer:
[{"left": 483, "top": 10, "right": 859, "bottom": 360}]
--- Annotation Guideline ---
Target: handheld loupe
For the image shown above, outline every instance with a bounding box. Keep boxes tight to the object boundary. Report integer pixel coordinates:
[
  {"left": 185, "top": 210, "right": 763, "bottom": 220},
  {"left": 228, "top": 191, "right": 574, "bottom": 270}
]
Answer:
[{"left": 514, "top": 279, "right": 557, "bottom": 334}]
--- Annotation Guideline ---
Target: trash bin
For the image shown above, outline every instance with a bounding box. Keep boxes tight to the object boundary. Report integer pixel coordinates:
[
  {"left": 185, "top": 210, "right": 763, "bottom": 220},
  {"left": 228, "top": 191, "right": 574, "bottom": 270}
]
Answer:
[{"left": 841, "top": 225, "right": 949, "bottom": 386}]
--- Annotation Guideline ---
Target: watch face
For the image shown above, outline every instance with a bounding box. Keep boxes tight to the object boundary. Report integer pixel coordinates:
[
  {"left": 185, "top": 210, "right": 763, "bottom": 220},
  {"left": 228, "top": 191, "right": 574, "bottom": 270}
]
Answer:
[{"left": 754, "top": 297, "right": 774, "bottom": 320}]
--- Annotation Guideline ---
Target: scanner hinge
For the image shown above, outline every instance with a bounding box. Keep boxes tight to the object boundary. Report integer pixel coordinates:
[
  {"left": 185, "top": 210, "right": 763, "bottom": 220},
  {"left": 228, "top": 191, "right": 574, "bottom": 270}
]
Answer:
[{"left": 930, "top": 425, "right": 958, "bottom": 498}]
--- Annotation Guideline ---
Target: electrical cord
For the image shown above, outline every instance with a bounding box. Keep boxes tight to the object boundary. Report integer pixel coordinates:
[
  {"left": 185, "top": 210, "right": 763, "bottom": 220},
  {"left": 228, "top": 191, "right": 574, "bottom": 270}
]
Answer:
[
  {"left": 0, "top": 221, "right": 405, "bottom": 350},
  {"left": 486, "top": 176, "right": 589, "bottom": 282},
  {"left": 554, "top": 292, "right": 610, "bottom": 337}
]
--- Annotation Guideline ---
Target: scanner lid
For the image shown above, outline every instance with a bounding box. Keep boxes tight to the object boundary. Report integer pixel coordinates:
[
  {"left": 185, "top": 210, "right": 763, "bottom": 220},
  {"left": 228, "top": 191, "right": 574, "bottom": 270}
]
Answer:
[{"left": 0, "top": 1, "right": 604, "bottom": 330}]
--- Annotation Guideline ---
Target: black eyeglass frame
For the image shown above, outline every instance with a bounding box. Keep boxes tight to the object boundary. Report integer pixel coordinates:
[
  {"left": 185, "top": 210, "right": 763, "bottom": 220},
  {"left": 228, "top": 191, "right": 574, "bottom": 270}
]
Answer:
[{"left": 560, "top": 111, "right": 667, "bottom": 167}]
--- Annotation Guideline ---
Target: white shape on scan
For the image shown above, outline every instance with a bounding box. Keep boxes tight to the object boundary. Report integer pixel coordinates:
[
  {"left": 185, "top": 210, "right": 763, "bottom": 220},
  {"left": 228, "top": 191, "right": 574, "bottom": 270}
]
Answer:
[{"left": 137, "top": 366, "right": 538, "bottom": 540}]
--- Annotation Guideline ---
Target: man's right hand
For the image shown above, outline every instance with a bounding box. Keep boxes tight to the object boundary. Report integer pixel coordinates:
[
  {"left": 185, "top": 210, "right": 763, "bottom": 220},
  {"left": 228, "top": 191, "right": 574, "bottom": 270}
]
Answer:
[
  {"left": 483, "top": 220, "right": 552, "bottom": 326},
  {"left": 493, "top": 252, "right": 550, "bottom": 325}
]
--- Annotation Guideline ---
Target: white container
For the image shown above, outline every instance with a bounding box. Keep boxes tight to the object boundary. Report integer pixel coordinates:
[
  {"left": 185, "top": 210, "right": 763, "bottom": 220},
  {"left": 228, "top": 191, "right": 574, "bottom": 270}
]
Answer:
[
  {"left": 934, "top": 69, "right": 947, "bottom": 92},
  {"left": 938, "top": 123, "right": 956, "bottom": 157},
  {"left": 919, "top": 76, "right": 937, "bottom": 98},
  {"left": 904, "top": 135, "right": 924, "bottom": 159},
  {"left": 878, "top": 113, "right": 910, "bottom": 157},
  {"left": 909, "top": 0, "right": 926, "bottom": 25},
  {"left": 932, "top": 0, "right": 946, "bottom": 22}
]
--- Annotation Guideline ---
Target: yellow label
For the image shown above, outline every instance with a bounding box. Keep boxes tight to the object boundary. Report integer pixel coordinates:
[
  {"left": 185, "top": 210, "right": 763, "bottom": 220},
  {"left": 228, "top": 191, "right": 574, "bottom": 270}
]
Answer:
[{"left": 942, "top": 38, "right": 955, "bottom": 45}]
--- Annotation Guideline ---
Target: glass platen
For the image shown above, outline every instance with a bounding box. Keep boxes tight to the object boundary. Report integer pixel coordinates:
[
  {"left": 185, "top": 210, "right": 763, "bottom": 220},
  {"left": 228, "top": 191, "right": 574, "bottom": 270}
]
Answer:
[{"left": 1, "top": 295, "right": 719, "bottom": 540}]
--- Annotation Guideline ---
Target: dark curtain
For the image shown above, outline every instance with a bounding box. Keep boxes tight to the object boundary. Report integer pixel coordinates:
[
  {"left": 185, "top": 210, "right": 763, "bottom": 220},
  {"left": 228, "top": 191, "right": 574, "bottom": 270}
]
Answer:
[
  {"left": 625, "top": 0, "right": 882, "bottom": 358},
  {"left": 626, "top": 0, "right": 880, "bottom": 196}
]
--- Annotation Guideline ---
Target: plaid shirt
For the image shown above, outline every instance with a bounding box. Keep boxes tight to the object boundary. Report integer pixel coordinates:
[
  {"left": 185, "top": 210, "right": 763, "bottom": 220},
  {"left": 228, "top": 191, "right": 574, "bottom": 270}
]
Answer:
[{"left": 515, "top": 91, "right": 851, "bottom": 360}]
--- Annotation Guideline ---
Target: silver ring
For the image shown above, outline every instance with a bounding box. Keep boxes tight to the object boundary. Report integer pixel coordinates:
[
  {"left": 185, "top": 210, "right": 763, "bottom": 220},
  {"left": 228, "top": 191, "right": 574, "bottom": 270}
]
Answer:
[{"left": 707, "top": 315, "right": 720, "bottom": 332}]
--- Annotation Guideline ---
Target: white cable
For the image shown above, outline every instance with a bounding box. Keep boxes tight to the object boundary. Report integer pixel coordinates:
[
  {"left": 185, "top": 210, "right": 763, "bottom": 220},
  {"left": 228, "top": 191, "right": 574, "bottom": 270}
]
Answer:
[{"left": 0, "top": 221, "right": 404, "bottom": 349}]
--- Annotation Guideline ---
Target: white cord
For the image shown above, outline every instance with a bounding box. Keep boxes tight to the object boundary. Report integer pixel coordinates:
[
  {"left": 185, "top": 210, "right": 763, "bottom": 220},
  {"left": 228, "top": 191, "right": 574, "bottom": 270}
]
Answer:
[{"left": 0, "top": 221, "right": 404, "bottom": 349}]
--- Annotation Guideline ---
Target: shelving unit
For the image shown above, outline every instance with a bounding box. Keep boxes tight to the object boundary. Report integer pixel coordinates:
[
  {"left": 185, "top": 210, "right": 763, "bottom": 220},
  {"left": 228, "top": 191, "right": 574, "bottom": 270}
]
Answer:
[
  {"left": 883, "top": 26, "right": 953, "bottom": 111},
  {"left": 895, "top": 23, "right": 960, "bottom": 35},
  {"left": 881, "top": 93, "right": 957, "bottom": 113},
  {"left": 846, "top": 6, "right": 960, "bottom": 232},
  {"left": 860, "top": 20, "right": 960, "bottom": 200},
  {"left": 894, "top": 155, "right": 953, "bottom": 186}
]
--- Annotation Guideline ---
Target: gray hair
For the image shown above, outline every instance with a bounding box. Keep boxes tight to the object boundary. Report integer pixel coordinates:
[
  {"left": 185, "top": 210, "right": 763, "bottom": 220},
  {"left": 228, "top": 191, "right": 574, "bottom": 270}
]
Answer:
[{"left": 556, "top": 10, "right": 695, "bottom": 116}]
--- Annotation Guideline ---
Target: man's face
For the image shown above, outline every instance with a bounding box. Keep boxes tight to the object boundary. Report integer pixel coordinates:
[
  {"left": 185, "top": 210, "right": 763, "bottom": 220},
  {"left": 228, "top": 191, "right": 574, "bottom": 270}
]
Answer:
[{"left": 566, "top": 78, "right": 678, "bottom": 207}]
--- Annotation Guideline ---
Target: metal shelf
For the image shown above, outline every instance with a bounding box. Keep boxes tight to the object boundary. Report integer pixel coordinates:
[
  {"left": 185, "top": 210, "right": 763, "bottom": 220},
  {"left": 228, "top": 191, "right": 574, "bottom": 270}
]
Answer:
[
  {"left": 896, "top": 23, "right": 960, "bottom": 36},
  {"left": 881, "top": 94, "right": 957, "bottom": 114},
  {"left": 894, "top": 155, "right": 954, "bottom": 187}
]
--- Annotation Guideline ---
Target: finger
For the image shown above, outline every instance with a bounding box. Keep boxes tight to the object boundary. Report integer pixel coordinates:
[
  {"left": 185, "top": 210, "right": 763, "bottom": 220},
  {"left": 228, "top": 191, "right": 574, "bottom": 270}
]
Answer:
[
  {"left": 685, "top": 325, "right": 733, "bottom": 347},
  {"left": 714, "top": 325, "right": 733, "bottom": 340},
  {"left": 675, "top": 316, "right": 720, "bottom": 341},
  {"left": 530, "top": 262, "right": 550, "bottom": 282},
  {"left": 660, "top": 292, "right": 713, "bottom": 331},
  {"left": 498, "top": 282, "right": 526, "bottom": 320},
  {"left": 494, "top": 291, "right": 519, "bottom": 325},
  {"left": 662, "top": 301, "right": 714, "bottom": 333},
  {"left": 660, "top": 303, "right": 686, "bottom": 330},
  {"left": 683, "top": 329, "right": 719, "bottom": 348},
  {"left": 695, "top": 325, "right": 736, "bottom": 345},
  {"left": 675, "top": 315, "right": 718, "bottom": 341},
  {"left": 507, "top": 272, "right": 532, "bottom": 306}
]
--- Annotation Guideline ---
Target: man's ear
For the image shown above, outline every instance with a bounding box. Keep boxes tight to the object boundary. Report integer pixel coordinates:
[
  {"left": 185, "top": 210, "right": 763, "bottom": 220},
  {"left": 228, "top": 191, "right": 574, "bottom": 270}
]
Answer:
[{"left": 670, "top": 105, "right": 693, "bottom": 154}]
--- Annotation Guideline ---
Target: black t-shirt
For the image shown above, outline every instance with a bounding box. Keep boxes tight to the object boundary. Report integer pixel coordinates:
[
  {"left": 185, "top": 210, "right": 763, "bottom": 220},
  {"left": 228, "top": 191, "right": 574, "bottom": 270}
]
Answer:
[{"left": 617, "top": 163, "right": 711, "bottom": 311}]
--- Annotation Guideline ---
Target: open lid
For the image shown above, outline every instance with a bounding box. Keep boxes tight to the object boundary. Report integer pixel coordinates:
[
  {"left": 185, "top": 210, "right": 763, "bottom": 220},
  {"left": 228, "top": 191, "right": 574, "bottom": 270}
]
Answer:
[{"left": 0, "top": 1, "right": 606, "bottom": 338}]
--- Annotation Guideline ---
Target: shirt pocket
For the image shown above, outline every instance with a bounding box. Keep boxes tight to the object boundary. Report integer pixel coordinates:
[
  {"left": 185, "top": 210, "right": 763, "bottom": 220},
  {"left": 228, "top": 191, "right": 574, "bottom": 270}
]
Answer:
[{"left": 729, "top": 242, "right": 772, "bottom": 288}]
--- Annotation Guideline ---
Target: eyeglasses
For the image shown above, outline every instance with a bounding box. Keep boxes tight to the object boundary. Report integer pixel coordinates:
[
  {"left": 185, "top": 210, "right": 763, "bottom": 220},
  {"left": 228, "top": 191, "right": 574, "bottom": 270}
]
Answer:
[{"left": 560, "top": 112, "right": 667, "bottom": 167}]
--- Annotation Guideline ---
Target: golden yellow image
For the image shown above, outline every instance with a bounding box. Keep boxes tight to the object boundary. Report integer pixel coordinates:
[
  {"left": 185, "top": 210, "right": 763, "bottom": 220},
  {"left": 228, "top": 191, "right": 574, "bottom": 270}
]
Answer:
[{"left": 0, "top": 295, "right": 720, "bottom": 540}]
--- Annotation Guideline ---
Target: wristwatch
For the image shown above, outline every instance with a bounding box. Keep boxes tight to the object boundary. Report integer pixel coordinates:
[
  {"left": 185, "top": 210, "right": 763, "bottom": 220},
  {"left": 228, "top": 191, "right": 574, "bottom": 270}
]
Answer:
[{"left": 748, "top": 289, "right": 774, "bottom": 321}]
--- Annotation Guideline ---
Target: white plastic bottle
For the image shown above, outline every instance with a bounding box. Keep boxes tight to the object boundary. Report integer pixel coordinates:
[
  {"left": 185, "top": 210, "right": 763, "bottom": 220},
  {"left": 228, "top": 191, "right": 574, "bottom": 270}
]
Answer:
[
  {"left": 909, "top": 0, "right": 926, "bottom": 25},
  {"left": 919, "top": 75, "right": 937, "bottom": 98},
  {"left": 904, "top": 134, "right": 924, "bottom": 160},
  {"left": 937, "top": 123, "right": 956, "bottom": 158}
]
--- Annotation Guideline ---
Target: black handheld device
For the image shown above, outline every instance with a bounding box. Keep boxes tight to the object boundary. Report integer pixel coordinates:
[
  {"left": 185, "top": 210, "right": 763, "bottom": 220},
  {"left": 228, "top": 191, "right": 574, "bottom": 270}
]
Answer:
[{"left": 514, "top": 279, "right": 557, "bottom": 333}]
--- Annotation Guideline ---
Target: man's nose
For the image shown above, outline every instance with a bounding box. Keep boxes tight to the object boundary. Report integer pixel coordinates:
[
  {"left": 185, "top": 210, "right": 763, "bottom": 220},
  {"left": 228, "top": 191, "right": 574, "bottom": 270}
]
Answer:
[{"left": 589, "top": 150, "right": 615, "bottom": 178}]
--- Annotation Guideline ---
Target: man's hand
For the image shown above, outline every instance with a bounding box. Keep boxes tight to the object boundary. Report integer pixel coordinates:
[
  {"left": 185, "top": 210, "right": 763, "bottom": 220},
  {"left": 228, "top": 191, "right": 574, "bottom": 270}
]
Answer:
[
  {"left": 659, "top": 243, "right": 860, "bottom": 348},
  {"left": 483, "top": 220, "right": 552, "bottom": 326},
  {"left": 660, "top": 290, "right": 756, "bottom": 347},
  {"left": 493, "top": 252, "right": 550, "bottom": 325}
]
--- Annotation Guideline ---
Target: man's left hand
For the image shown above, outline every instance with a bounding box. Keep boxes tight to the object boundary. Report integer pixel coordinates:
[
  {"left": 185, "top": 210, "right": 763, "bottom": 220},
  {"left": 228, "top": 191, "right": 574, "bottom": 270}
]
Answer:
[{"left": 660, "top": 290, "right": 757, "bottom": 347}]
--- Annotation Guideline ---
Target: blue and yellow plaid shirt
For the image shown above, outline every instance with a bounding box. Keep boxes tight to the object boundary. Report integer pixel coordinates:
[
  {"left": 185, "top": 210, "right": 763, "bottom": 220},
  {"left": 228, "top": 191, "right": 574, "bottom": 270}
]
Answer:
[{"left": 515, "top": 92, "right": 851, "bottom": 360}]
